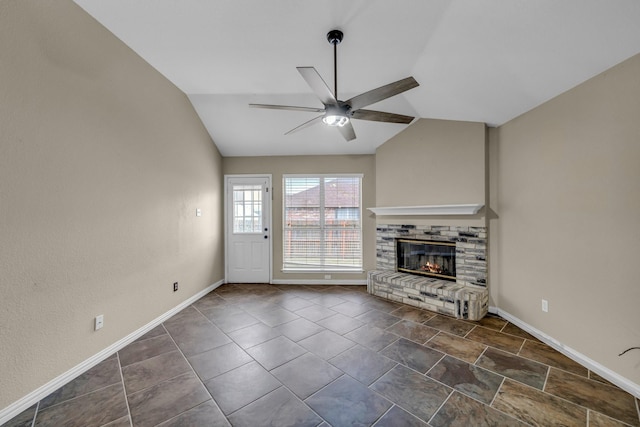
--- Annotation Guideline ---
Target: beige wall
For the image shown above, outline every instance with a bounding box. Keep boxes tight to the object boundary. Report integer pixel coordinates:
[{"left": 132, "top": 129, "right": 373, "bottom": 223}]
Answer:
[
  {"left": 492, "top": 53, "right": 640, "bottom": 384},
  {"left": 223, "top": 155, "right": 376, "bottom": 282},
  {"left": 0, "top": 1, "right": 224, "bottom": 410},
  {"left": 376, "top": 118, "right": 486, "bottom": 207}
]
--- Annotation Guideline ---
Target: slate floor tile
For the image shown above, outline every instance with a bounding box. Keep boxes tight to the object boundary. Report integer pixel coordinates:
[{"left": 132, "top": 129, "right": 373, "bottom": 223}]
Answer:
[
  {"left": 119, "top": 334, "right": 177, "bottom": 367},
  {"left": 465, "top": 326, "right": 525, "bottom": 354},
  {"left": 188, "top": 342, "right": 252, "bottom": 381},
  {"left": 373, "top": 405, "right": 428, "bottom": 427},
  {"left": 380, "top": 338, "right": 444, "bottom": 373},
  {"left": 424, "top": 315, "right": 476, "bottom": 337},
  {"left": 544, "top": 368, "right": 640, "bottom": 426},
  {"left": 246, "top": 335, "right": 306, "bottom": 370},
  {"left": 386, "top": 319, "right": 439, "bottom": 344},
  {"left": 371, "top": 365, "right": 451, "bottom": 423},
  {"left": 492, "top": 378, "right": 587, "bottom": 427},
  {"left": 210, "top": 311, "right": 260, "bottom": 333},
  {"left": 329, "top": 345, "right": 397, "bottom": 386},
  {"left": 501, "top": 323, "right": 539, "bottom": 341},
  {"left": 331, "top": 300, "right": 373, "bottom": 317},
  {"left": 204, "top": 361, "right": 281, "bottom": 415},
  {"left": 251, "top": 307, "right": 299, "bottom": 327},
  {"left": 298, "top": 329, "right": 355, "bottom": 360},
  {"left": 427, "top": 355, "right": 504, "bottom": 404},
  {"left": 345, "top": 325, "right": 399, "bottom": 351},
  {"left": 229, "top": 387, "right": 322, "bottom": 427},
  {"left": 364, "top": 298, "right": 402, "bottom": 313},
  {"left": 310, "top": 294, "right": 347, "bottom": 308},
  {"left": 156, "top": 400, "right": 229, "bottom": 427},
  {"left": 277, "top": 296, "right": 316, "bottom": 311},
  {"left": 477, "top": 347, "right": 548, "bottom": 390},
  {"left": 122, "top": 350, "right": 191, "bottom": 394},
  {"left": 127, "top": 372, "right": 210, "bottom": 427},
  {"left": 389, "top": 305, "right": 436, "bottom": 323},
  {"left": 274, "top": 317, "right": 325, "bottom": 342},
  {"left": 39, "top": 357, "right": 122, "bottom": 409},
  {"left": 306, "top": 376, "right": 392, "bottom": 427},
  {"left": 356, "top": 310, "right": 401, "bottom": 329},
  {"left": 430, "top": 391, "right": 526, "bottom": 427},
  {"left": 163, "top": 308, "right": 231, "bottom": 356},
  {"left": 294, "top": 304, "right": 337, "bottom": 321},
  {"left": 271, "top": 353, "right": 343, "bottom": 399},
  {"left": 425, "top": 332, "right": 487, "bottom": 364},
  {"left": 518, "top": 339, "right": 588, "bottom": 377},
  {"left": 35, "top": 383, "right": 128, "bottom": 427},
  {"left": 317, "top": 313, "right": 364, "bottom": 334},
  {"left": 226, "top": 322, "right": 281, "bottom": 349}
]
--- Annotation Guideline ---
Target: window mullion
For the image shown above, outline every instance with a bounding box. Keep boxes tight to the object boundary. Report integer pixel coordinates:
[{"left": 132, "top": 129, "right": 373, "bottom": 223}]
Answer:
[{"left": 319, "top": 177, "right": 325, "bottom": 267}]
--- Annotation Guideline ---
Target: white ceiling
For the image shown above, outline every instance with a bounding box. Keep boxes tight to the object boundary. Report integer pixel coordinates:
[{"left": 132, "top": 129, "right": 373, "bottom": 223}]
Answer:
[{"left": 74, "top": 0, "right": 640, "bottom": 157}]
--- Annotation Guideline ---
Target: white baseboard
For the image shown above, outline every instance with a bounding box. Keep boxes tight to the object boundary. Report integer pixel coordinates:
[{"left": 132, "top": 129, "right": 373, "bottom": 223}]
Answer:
[
  {"left": 271, "top": 279, "right": 367, "bottom": 285},
  {"left": 0, "top": 280, "right": 224, "bottom": 426},
  {"left": 490, "top": 306, "right": 640, "bottom": 400}
]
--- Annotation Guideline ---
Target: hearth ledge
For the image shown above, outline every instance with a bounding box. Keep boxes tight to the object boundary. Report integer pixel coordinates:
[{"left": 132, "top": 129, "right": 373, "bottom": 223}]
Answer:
[
  {"left": 367, "top": 270, "right": 488, "bottom": 321},
  {"left": 367, "top": 204, "right": 484, "bottom": 216}
]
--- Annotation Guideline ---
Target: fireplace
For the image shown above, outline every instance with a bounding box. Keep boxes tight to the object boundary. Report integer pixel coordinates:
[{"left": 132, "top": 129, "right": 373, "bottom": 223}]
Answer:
[{"left": 396, "top": 238, "right": 456, "bottom": 281}]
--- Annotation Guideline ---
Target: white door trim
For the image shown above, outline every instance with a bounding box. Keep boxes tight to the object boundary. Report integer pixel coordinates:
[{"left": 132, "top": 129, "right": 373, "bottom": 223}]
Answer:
[{"left": 224, "top": 174, "right": 273, "bottom": 284}]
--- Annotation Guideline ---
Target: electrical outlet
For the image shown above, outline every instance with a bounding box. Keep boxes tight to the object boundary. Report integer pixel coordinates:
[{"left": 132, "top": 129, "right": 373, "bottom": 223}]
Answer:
[
  {"left": 324, "top": 274, "right": 331, "bottom": 280},
  {"left": 196, "top": 208, "right": 202, "bottom": 217},
  {"left": 95, "top": 315, "right": 104, "bottom": 331},
  {"left": 173, "top": 282, "right": 179, "bottom": 292},
  {"left": 541, "top": 299, "right": 549, "bottom": 313}
]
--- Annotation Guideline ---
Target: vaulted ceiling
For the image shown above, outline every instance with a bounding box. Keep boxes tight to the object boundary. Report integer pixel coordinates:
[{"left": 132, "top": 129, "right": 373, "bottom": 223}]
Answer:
[{"left": 74, "top": 0, "right": 640, "bottom": 156}]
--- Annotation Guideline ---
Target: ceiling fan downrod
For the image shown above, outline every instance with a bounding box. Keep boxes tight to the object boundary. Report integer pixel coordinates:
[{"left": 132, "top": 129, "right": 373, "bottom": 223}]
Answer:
[{"left": 327, "top": 29, "right": 343, "bottom": 100}]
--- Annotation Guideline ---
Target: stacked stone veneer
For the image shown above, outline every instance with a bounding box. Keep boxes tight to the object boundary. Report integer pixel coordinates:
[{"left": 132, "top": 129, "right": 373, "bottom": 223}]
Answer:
[{"left": 368, "top": 224, "right": 489, "bottom": 320}]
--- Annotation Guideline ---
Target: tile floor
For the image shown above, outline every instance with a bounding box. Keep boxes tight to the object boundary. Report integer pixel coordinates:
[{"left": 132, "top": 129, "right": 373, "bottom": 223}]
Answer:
[{"left": 5, "top": 284, "right": 640, "bottom": 427}]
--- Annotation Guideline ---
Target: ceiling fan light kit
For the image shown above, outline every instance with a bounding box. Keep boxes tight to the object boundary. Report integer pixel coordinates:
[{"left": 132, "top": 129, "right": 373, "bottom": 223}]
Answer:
[{"left": 249, "top": 29, "right": 419, "bottom": 141}]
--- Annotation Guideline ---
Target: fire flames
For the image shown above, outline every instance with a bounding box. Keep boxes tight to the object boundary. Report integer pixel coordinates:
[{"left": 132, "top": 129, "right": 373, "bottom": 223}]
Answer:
[{"left": 421, "top": 262, "right": 444, "bottom": 274}]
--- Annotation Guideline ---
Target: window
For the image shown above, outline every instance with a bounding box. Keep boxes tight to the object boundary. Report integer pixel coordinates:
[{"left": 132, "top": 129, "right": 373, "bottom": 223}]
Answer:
[
  {"left": 233, "top": 184, "right": 263, "bottom": 233},
  {"left": 283, "top": 175, "right": 362, "bottom": 271}
]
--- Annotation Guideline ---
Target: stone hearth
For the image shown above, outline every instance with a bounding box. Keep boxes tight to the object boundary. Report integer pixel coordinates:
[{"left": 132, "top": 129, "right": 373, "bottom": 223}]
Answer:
[{"left": 368, "top": 224, "right": 489, "bottom": 320}]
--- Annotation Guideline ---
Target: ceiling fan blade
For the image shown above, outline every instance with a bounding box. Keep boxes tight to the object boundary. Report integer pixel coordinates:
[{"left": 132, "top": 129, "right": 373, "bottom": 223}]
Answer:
[
  {"left": 337, "top": 121, "right": 356, "bottom": 141},
  {"left": 351, "top": 109, "right": 415, "bottom": 124},
  {"left": 284, "top": 115, "right": 324, "bottom": 135},
  {"left": 346, "top": 77, "right": 419, "bottom": 111},
  {"left": 249, "top": 103, "right": 325, "bottom": 113},
  {"left": 297, "top": 67, "right": 338, "bottom": 106}
]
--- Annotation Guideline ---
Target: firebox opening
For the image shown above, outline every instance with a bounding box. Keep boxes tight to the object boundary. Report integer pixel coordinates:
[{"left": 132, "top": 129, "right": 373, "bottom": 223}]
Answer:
[{"left": 396, "top": 239, "right": 456, "bottom": 281}]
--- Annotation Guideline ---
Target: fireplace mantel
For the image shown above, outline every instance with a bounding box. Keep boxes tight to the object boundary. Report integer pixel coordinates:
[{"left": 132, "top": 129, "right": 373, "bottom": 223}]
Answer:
[{"left": 367, "top": 204, "right": 484, "bottom": 216}]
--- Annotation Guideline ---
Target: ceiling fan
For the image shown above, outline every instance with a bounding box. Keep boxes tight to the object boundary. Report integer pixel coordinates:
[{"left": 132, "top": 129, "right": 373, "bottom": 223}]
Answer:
[{"left": 249, "top": 29, "right": 419, "bottom": 141}]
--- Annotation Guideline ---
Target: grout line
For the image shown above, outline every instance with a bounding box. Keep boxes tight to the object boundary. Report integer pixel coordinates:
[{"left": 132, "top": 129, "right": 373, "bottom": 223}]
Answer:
[
  {"left": 427, "top": 389, "right": 455, "bottom": 425},
  {"left": 370, "top": 404, "right": 395, "bottom": 426},
  {"left": 473, "top": 345, "right": 490, "bottom": 365},
  {"left": 489, "top": 377, "right": 506, "bottom": 407},
  {"left": 541, "top": 365, "right": 551, "bottom": 391},
  {"left": 516, "top": 338, "right": 527, "bottom": 355},
  {"left": 161, "top": 321, "right": 227, "bottom": 421},
  {"left": 115, "top": 353, "right": 134, "bottom": 427},
  {"left": 29, "top": 401, "right": 39, "bottom": 427}
]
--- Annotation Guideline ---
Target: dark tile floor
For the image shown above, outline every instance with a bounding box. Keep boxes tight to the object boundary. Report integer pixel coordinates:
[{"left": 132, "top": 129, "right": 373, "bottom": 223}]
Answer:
[{"left": 5, "top": 284, "right": 640, "bottom": 427}]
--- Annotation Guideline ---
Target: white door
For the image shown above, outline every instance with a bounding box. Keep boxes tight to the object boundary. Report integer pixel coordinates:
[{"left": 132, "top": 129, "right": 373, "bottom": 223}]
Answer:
[{"left": 225, "top": 176, "right": 271, "bottom": 283}]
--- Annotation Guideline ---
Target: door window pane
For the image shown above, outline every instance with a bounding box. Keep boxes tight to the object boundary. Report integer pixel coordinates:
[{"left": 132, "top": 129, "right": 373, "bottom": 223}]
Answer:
[{"left": 233, "top": 184, "right": 262, "bottom": 233}]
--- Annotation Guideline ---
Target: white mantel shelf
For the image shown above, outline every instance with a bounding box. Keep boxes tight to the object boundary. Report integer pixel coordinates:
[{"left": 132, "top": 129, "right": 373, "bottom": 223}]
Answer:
[{"left": 367, "top": 204, "right": 484, "bottom": 216}]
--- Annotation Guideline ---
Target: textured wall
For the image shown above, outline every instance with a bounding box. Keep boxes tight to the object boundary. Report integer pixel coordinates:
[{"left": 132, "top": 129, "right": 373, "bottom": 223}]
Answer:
[
  {"left": 0, "top": 1, "right": 223, "bottom": 409},
  {"left": 492, "top": 53, "right": 640, "bottom": 385},
  {"left": 375, "top": 118, "right": 486, "bottom": 208}
]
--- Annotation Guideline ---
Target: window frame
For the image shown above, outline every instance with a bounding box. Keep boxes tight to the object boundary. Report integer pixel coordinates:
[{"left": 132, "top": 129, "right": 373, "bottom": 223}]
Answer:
[{"left": 282, "top": 173, "right": 363, "bottom": 272}]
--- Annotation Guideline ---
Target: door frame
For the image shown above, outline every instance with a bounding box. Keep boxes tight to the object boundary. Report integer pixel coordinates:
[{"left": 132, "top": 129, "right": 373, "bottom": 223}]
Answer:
[{"left": 224, "top": 174, "right": 273, "bottom": 284}]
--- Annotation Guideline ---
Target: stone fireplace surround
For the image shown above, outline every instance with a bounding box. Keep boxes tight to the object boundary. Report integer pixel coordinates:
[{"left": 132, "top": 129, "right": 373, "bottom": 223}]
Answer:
[{"left": 368, "top": 224, "right": 489, "bottom": 320}]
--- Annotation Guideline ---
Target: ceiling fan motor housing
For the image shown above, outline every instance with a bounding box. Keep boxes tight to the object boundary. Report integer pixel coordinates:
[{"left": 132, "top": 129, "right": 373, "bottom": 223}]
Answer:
[{"left": 327, "top": 29, "right": 343, "bottom": 45}]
